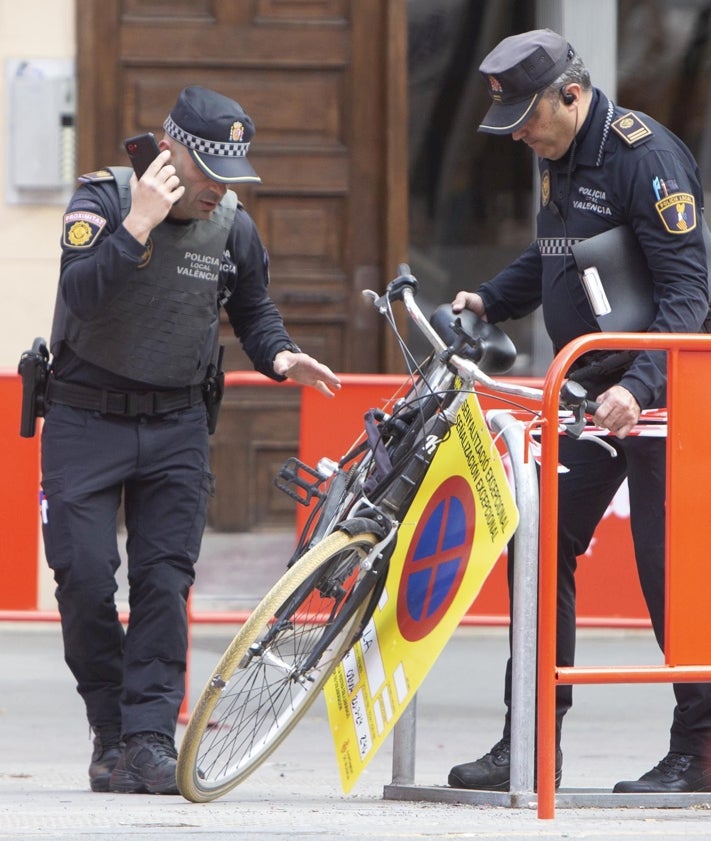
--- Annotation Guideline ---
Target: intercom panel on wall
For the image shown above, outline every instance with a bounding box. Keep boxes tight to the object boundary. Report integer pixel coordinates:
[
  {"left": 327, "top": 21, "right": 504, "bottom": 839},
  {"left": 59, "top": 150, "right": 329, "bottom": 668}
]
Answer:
[{"left": 6, "top": 58, "right": 75, "bottom": 205}]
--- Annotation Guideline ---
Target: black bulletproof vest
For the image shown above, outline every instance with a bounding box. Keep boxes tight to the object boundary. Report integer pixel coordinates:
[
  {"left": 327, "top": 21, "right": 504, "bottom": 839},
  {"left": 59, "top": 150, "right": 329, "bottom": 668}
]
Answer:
[{"left": 56, "top": 168, "right": 237, "bottom": 387}]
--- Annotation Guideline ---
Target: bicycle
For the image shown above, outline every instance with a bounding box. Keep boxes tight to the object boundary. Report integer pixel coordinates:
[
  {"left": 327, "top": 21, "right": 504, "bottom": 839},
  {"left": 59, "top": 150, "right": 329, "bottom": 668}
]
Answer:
[{"left": 176, "top": 265, "right": 602, "bottom": 802}]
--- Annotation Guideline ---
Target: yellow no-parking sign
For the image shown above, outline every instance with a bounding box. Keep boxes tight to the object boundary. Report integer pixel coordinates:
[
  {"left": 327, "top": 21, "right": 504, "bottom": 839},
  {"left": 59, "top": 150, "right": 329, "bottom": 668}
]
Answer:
[{"left": 324, "top": 394, "right": 518, "bottom": 791}]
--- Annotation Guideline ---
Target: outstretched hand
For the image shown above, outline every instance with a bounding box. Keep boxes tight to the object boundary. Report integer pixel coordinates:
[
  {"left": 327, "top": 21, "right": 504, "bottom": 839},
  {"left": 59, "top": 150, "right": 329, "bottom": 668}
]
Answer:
[{"left": 273, "top": 350, "right": 341, "bottom": 398}]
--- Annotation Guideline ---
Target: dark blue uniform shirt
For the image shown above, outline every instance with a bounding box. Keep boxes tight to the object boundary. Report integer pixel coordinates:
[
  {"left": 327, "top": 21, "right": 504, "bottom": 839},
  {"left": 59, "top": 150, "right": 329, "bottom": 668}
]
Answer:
[{"left": 477, "top": 89, "right": 709, "bottom": 409}]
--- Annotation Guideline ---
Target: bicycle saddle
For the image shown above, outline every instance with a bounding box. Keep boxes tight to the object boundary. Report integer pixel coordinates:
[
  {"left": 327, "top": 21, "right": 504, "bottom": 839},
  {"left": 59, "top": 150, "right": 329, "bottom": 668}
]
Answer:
[{"left": 429, "top": 303, "right": 517, "bottom": 375}]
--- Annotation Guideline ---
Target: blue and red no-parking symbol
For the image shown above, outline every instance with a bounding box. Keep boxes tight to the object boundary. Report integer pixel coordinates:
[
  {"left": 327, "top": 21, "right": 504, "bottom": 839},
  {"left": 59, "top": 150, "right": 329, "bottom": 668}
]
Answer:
[{"left": 395, "top": 476, "right": 476, "bottom": 641}]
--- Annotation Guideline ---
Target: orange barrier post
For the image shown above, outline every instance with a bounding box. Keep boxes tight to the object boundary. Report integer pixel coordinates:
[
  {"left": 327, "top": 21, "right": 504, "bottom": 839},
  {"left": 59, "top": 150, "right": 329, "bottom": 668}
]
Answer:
[
  {"left": 665, "top": 347, "right": 711, "bottom": 666},
  {"left": 0, "top": 372, "right": 40, "bottom": 610},
  {"left": 537, "top": 332, "right": 711, "bottom": 819}
]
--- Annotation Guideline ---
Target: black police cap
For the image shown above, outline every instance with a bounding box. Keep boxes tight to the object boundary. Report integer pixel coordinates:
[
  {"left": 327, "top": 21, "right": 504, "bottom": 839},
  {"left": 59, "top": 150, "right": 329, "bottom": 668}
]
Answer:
[
  {"left": 478, "top": 29, "right": 575, "bottom": 135},
  {"left": 163, "top": 85, "right": 261, "bottom": 183}
]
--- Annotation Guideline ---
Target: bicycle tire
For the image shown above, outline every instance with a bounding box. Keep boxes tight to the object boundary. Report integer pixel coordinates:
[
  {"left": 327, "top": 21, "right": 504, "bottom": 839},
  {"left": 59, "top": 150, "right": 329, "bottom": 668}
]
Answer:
[{"left": 177, "top": 529, "right": 381, "bottom": 802}]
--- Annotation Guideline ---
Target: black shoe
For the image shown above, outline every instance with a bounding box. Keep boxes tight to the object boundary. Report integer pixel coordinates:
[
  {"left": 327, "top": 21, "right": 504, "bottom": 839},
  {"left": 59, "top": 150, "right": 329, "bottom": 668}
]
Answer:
[
  {"left": 89, "top": 728, "right": 123, "bottom": 793},
  {"left": 448, "top": 738, "right": 563, "bottom": 791},
  {"left": 613, "top": 752, "right": 711, "bottom": 793},
  {"left": 109, "top": 731, "right": 179, "bottom": 795}
]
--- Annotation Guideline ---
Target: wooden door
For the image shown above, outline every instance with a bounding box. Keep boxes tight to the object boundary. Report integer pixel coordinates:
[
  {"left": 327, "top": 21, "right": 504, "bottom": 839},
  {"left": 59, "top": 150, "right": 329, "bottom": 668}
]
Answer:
[{"left": 75, "top": 0, "right": 408, "bottom": 529}]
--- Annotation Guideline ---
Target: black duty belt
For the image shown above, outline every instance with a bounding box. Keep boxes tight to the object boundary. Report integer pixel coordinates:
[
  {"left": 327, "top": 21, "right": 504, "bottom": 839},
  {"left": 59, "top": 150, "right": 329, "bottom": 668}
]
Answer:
[{"left": 46, "top": 378, "right": 204, "bottom": 417}]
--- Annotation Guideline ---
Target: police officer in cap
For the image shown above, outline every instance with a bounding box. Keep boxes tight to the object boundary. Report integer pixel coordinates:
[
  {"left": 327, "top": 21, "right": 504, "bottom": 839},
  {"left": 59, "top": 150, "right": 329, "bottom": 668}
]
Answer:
[
  {"left": 42, "top": 85, "right": 340, "bottom": 794},
  {"left": 447, "top": 30, "right": 711, "bottom": 793}
]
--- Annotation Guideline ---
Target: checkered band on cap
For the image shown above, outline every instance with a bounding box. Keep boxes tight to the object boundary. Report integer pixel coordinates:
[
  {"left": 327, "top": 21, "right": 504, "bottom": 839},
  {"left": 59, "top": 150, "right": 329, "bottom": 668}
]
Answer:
[{"left": 163, "top": 115, "right": 251, "bottom": 158}]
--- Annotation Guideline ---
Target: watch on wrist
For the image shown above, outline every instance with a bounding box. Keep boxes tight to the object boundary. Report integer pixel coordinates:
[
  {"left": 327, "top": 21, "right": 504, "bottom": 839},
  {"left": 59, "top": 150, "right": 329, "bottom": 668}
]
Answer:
[{"left": 279, "top": 342, "right": 301, "bottom": 355}]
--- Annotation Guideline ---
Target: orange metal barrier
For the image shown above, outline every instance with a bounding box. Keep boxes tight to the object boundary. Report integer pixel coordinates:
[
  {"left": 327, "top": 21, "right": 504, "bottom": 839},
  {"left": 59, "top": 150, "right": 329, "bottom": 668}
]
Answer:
[
  {"left": 0, "top": 371, "right": 40, "bottom": 610},
  {"left": 536, "top": 333, "right": 711, "bottom": 819}
]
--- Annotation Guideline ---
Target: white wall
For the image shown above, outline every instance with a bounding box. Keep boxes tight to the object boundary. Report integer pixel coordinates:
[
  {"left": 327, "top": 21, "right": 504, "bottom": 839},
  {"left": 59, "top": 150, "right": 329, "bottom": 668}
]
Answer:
[{"left": 0, "top": 0, "right": 75, "bottom": 369}]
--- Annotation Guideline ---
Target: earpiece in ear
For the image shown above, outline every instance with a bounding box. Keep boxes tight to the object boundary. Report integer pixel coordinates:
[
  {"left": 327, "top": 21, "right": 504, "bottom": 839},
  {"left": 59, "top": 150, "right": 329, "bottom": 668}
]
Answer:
[{"left": 560, "top": 86, "right": 575, "bottom": 106}]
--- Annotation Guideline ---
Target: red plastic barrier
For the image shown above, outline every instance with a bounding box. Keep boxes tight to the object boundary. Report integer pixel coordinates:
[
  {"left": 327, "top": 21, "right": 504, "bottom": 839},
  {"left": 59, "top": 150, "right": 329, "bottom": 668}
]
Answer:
[
  {"left": 0, "top": 369, "right": 648, "bottom": 626},
  {"left": 0, "top": 372, "right": 40, "bottom": 610}
]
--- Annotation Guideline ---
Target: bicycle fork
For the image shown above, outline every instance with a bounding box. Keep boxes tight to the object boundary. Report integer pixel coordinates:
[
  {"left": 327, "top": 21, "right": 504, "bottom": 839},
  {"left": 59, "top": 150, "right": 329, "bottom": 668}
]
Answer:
[{"left": 294, "top": 523, "right": 398, "bottom": 679}]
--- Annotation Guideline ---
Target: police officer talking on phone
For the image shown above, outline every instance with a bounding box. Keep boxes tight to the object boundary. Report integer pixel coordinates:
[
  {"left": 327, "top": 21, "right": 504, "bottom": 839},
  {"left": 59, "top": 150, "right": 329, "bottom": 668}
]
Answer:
[
  {"left": 41, "top": 85, "right": 341, "bottom": 795},
  {"left": 447, "top": 30, "right": 711, "bottom": 794}
]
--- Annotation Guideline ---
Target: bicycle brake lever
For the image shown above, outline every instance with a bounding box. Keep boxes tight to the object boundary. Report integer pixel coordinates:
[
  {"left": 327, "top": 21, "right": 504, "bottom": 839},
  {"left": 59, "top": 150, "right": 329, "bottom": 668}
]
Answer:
[
  {"left": 564, "top": 404, "right": 587, "bottom": 439},
  {"left": 577, "top": 433, "right": 619, "bottom": 457},
  {"left": 560, "top": 380, "right": 599, "bottom": 440},
  {"left": 363, "top": 266, "right": 419, "bottom": 313},
  {"left": 362, "top": 289, "right": 386, "bottom": 311}
]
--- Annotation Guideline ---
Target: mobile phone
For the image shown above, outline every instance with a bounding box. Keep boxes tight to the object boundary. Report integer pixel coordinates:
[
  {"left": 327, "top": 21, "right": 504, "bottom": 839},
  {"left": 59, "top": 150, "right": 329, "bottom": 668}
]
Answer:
[{"left": 124, "top": 132, "right": 160, "bottom": 178}]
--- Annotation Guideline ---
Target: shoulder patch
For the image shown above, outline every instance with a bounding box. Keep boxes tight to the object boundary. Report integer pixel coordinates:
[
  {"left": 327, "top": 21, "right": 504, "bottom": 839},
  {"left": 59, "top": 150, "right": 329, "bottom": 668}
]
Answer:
[
  {"left": 63, "top": 210, "right": 108, "bottom": 248},
  {"left": 655, "top": 193, "right": 697, "bottom": 234},
  {"left": 611, "top": 112, "right": 653, "bottom": 147},
  {"left": 78, "top": 169, "right": 116, "bottom": 184}
]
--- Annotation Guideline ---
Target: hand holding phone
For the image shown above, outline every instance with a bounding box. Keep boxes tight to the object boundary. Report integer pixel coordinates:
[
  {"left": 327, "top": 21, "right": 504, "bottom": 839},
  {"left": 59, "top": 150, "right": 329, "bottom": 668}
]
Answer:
[{"left": 124, "top": 132, "right": 161, "bottom": 179}]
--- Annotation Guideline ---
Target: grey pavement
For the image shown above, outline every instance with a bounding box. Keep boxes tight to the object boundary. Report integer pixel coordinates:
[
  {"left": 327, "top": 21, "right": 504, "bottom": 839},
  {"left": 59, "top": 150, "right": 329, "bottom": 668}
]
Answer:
[{"left": 2, "top": 529, "right": 711, "bottom": 840}]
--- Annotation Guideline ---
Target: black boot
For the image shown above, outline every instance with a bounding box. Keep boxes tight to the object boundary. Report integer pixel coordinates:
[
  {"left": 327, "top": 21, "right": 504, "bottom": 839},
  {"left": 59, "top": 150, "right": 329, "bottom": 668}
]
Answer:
[
  {"left": 109, "top": 731, "right": 179, "bottom": 795},
  {"left": 448, "top": 737, "right": 563, "bottom": 791},
  {"left": 613, "top": 752, "right": 711, "bottom": 793},
  {"left": 89, "top": 727, "right": 123, "bottom": 793}
]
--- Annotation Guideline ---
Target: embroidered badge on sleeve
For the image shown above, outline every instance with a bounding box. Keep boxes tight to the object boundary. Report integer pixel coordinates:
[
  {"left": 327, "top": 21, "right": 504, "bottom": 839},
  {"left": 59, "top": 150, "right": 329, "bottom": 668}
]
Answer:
[
  {"left": 655, "top": 193, "right": 697, "bottom": 234},
  {"left": 63, "top": 210, "right": 108, "bottom": 248}
]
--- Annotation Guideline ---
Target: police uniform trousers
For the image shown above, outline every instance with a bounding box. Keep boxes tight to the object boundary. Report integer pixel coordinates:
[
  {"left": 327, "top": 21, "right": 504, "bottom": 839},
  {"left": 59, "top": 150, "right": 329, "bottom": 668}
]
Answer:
[
  {"left": 41, "top": 402, "right": 213, "bottom": 738},
  {"left": 502, "top": 433, "right": 711, "bottom": 756}
]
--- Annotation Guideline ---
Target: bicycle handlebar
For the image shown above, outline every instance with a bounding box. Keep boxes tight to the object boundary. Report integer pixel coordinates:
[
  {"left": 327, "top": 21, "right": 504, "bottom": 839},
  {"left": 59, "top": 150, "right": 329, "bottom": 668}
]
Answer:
[
  {"left": 403, "top": 289, "right": 599, "bottom": 418},
  {"left": 364, "top": 265, "right": 602, "bottom": 421}
]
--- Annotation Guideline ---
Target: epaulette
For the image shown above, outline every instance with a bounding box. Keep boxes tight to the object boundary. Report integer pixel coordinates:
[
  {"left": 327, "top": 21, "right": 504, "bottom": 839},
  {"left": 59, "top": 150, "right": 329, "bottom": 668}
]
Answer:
[
  {"left": 611, "top": 113, "right": 653, "bottom": 147},
  {"left": 78, "top": 169, "right": 116, "bottom": 184}
]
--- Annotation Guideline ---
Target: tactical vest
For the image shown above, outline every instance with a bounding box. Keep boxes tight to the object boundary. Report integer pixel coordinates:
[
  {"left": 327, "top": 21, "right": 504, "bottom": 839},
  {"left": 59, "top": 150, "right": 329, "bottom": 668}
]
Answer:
[{"left": 54, "top": 167, "right": 237, "bottom": 387}]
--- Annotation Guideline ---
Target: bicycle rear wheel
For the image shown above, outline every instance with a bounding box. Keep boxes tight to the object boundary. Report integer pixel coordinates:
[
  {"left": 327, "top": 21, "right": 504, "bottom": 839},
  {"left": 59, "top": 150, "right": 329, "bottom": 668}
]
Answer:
[{"left": 177, "top": 529, "right": 381, "bottom": 802}]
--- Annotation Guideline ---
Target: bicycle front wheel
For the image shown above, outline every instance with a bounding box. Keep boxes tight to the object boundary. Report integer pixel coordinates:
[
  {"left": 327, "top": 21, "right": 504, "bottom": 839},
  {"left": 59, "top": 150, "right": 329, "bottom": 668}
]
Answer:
[{"left": 177, "top": 529, "right": 380, "bottom": 802}]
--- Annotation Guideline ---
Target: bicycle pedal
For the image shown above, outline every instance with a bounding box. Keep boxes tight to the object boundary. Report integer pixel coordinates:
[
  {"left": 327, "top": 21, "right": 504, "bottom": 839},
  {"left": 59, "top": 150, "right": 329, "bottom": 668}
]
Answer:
[{"left": 274, "top": 457, "right": 326, "bottom": 506}]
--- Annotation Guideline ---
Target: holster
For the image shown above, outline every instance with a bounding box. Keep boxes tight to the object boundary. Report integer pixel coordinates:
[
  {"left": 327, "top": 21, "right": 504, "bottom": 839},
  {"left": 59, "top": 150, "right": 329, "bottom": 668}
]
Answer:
[
  {"left": 18, "top": 338, "right": 50, "bottom": 438},
  {"left": 202, "top": 344, "right": 225, "bottom": 435}
]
